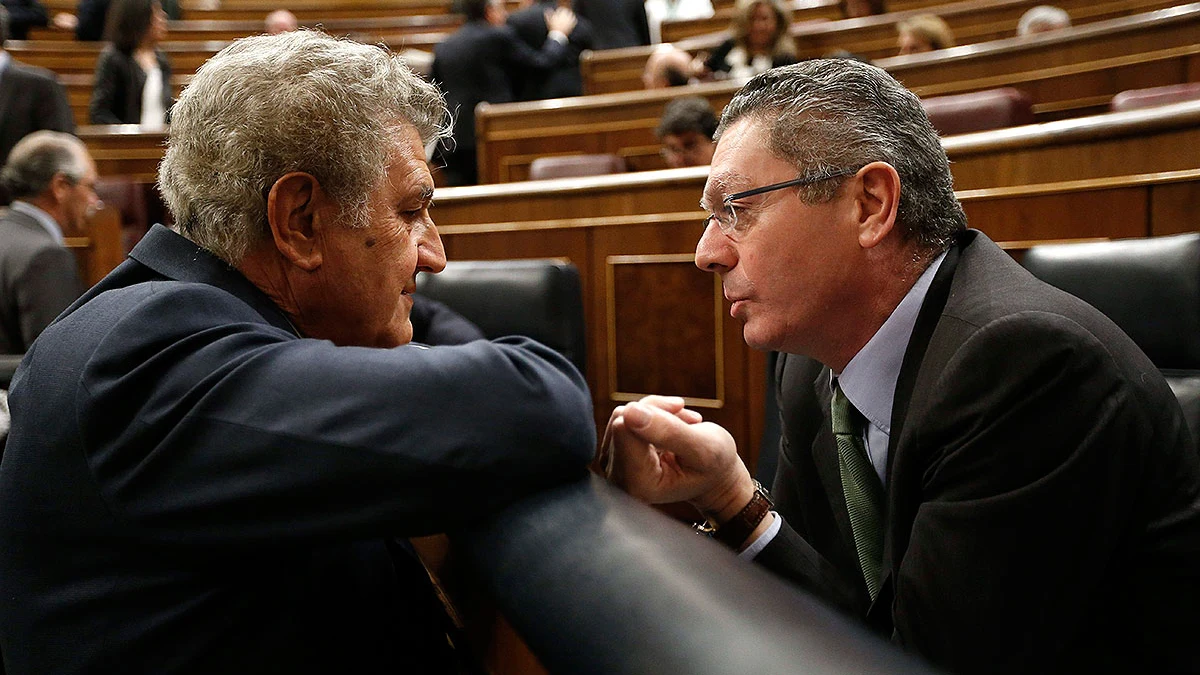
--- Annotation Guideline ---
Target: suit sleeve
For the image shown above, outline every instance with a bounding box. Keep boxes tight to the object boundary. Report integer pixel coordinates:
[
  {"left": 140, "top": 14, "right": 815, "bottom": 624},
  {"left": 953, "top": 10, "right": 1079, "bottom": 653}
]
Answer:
[
  {"left": 889, "top": 312, "right": 1172, "bottom": 673},
  {"left": 76, "top": 285, "right": 596, "bottom": 548},
  {"left": 498, "top": 24, "right": 570, "bottom": 71},
  {"left": 38, "top": 73, "right": 77, "bottom": 134},
  {"left": 16, "top": 246, "right": 82, "bottom": 348}
]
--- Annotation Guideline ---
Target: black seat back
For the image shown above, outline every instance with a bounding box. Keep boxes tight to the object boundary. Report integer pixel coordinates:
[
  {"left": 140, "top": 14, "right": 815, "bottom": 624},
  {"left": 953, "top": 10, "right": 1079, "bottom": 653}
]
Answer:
[
  {"left": 416, "top": 259, "right": 587, "bottom": 374},
  {"left": 1022, "top": 233, "right": 1200, "bottom": 446}
]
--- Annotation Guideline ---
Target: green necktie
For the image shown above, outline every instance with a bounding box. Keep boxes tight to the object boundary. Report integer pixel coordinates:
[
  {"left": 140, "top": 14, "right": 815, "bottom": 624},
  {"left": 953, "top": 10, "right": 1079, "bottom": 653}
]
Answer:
[{"left": 831, "top": 382, "right": 885, "bottom": 601}]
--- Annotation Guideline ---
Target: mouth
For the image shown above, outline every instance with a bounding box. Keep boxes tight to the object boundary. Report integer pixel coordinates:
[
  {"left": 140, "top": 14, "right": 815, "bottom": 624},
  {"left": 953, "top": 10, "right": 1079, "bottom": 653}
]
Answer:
[{"left": 401, "top": 280, "right": 417, "bottom": 296}]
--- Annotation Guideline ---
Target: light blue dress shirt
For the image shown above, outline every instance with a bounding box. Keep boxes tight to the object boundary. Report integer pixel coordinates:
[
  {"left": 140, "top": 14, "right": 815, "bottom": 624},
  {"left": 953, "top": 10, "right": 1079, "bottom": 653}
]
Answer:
[{"left": 741, "top": 249, "right": 949, "bottom": 559}]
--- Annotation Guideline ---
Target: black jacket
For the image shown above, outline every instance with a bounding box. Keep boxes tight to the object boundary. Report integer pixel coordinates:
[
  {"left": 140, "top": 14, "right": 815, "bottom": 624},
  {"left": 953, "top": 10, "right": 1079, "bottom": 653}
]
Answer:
[{"left": 88, "top": 45, "right": 173, "bottom": 125}]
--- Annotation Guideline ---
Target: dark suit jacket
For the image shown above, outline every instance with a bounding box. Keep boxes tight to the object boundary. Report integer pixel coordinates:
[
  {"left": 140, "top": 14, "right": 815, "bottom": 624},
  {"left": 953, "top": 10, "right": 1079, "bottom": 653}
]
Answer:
[
  {"left": 0, "top": 207, "right": 82, "bottom": 354},
  {"left": 431, "top": 19, "right": 570, "bottom": 185},
  {"left": 703, "top": 38, "right": 798, "bottom": 76},
  {"left": 88, "top": 45, "right": 173, "bottom": 125},
  {"left": 0, "top": 0, "right": 47, "bottom": 39},
  {"left": 0, "top": 59, "right": 75, "bottom": 167},
  {"left": 572, "top": 0, "right": 648, "bottom": 49},
  {"left": 410, "top": 294, "right": 485, "bottom": 346},
  {"left": 73, "top": 0, "right": 109, "bottom": 40},
  {"left": 0, "top": 225, "right": 596, "bottom": 673},
  {"left": 759, "top": 230, "right": 1200, "bottom": 674},
  {"left": 506, "top": 0, "right": 595, "bottom": 100}
]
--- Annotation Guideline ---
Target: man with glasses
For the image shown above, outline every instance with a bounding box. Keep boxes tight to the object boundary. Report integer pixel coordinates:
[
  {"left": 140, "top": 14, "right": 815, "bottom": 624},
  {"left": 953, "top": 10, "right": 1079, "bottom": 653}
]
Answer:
[
  {"left": 0, "top": 131, "right": 97, "bottom": 354},
  {"left": 656, "top": 95, "right": 717, "bottom": 169},
  {"left": 601, "top": 59, "right": 1200, "bottom": 673}
]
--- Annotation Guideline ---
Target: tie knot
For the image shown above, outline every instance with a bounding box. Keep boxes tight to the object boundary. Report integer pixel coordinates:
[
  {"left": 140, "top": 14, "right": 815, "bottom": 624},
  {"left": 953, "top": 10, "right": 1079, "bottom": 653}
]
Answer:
[{"left": 831, "top": 383, "right": 862, "bottom": 437}]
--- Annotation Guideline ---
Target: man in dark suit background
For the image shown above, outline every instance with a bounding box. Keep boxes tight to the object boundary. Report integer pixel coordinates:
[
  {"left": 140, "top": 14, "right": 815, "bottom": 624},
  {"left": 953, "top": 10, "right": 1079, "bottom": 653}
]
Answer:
[
  {"left": 430, "top": 0, "right": 577, "bottom": 185},
  {"left": 600, "top": 59, "right": 1200, "bottom": 673},
  {"left": 572, "top": 0, "right": 647, "bottom": 49},
  {"left": 0, "top": 6, "right": 76, "bottom": 168},
  {"left": 506, "top": 0, "right": 594, "bottom": 100},
  {"left": 0, "top": 131, "right": 93, "bottom": 355},
  {"left": 0, "top": 31, "right": 595, "bottom": 674}
]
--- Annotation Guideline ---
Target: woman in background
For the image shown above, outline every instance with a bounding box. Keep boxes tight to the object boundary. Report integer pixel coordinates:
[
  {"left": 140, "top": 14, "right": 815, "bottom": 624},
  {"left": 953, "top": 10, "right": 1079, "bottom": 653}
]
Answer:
[
  {"left": 88, "top": 0, "right": 171, "bottom": 127},
  {"left": 702, "top": 0, "right": 795, "bottom": 80},
  {"left": 839, "top": 0, "right": 885, "bottom": 18},
  {"left": 896, "top": 13, "right": 954, "bottom": 55}
]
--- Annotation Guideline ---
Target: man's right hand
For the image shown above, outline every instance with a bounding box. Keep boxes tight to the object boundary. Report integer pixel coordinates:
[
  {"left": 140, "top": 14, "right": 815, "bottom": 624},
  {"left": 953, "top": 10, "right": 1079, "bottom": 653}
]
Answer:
[
  {"left": 545, "top": 7, "right": 577, "bottom": 36},
  {"left": 599, "top": 396, "right": 758, "bottom": 524}
]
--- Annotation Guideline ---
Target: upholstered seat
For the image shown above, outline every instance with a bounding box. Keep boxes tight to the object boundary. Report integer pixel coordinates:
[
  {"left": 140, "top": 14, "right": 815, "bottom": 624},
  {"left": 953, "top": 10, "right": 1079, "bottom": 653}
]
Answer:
[
  {"left": 921, "top": 87, "right": 1035, "bottom": 136},
  {"left": 415, "top": 258, "right": 587, "bottom": 374},
  {"left": 528, "top": 154, "right": 626, "bottom": 180},
  {"left": 1021, "top": 233, "right": 1200, "bottom": 447},
  {"left": 1110, "top": 83, "right": 1200, "bottom": 112}
]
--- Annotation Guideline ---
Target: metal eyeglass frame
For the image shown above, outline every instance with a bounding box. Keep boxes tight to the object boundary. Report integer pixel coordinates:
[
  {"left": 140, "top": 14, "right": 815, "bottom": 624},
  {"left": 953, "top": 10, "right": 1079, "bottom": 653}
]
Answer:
[{"left": 703, "top": 167, "right": 859, "bottom": 238}]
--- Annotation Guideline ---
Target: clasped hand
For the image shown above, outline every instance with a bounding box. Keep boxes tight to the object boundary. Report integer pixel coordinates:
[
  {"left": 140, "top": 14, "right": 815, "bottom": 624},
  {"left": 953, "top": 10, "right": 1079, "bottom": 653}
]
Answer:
[{"left": 597, "top": 395, "right": 754, "bottom": 519}]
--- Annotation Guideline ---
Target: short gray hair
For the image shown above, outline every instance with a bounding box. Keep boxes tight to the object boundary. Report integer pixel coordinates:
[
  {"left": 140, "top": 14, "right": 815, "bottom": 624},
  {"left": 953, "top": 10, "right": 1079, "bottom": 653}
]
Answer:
[
  {"left": 158, "top": 30, "right": 451, "bottom": 264},
  {"left": 0, "top": 131, "right": 89, "bottom": 201},
  {"left": 1017, "top": 5, "right": 1071, "bottom": 36},
  {"left": 716, "top": 59, "right": 966, "bottom": 257}
]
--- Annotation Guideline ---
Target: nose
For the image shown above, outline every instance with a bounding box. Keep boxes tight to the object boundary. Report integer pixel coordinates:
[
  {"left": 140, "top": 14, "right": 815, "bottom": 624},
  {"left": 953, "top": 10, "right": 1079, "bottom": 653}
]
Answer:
[
  {"left": 417, "top": 221, "right": 447, "bottom": 274},
  {"left": 694, "top": 219, "right": 735, "bottom": 273}
]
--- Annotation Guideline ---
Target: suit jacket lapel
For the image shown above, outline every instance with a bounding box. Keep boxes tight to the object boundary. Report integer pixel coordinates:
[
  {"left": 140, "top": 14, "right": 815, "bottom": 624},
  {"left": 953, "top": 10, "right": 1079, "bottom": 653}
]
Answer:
[{"left": 867, "top": 231, "right": 970, "bottom": 625}]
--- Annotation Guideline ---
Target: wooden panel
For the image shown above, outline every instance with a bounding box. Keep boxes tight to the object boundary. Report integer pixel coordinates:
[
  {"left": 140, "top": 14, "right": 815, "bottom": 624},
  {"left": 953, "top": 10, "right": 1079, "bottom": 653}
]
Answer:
[
  {"left": 64, "top": 206, "right": 124, "bottom": 288},
  {"left": 5, "top": 40, "right": 226, "bottom": 76},
  {"left": 583, "top": 0, "right": 1189, "bottom": 94},
  {"left": 609, "top": 256, "right": 720, "bottom": 402},
  {"left": 944, "top": 102, "right": 1200, "bottom": 189},
  {"left": 1150, "top": 181, "right": 1200, "bottom": 235}
]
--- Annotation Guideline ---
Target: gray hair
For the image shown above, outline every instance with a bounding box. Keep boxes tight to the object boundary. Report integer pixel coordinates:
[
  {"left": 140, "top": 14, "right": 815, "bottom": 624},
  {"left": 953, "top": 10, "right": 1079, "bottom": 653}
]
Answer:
[
  {"left": 716, "top": 59, "right": 966, "bottom": 257},
  {"left": 1017, "top": 6, "right": 1071, "bottom": 36},
  {"left": 0, "top": 131, "right": 89, "bottom": 201},
  {"left": 158, "top": 30, "right": 451, "bottom": 265}
]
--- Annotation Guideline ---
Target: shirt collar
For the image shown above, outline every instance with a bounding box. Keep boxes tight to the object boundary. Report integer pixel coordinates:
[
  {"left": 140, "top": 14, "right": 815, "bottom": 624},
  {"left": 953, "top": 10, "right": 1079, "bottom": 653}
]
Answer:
[
  {"left": 833, "top": 248, "right": 949, "bottom": 434},
  {"left": 10, "top": 201, "right": 65, "bottom": 244}
]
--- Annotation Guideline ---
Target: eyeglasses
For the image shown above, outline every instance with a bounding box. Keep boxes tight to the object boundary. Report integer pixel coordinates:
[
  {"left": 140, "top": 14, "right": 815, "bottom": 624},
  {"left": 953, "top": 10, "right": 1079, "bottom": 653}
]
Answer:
[{"left": 702, "top": 167, "right": 858, "bottom": 239}]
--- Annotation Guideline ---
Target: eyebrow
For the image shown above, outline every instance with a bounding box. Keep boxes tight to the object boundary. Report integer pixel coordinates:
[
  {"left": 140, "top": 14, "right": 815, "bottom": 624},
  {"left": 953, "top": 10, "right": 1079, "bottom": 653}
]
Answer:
[{"left": 700, "top": 173, "right": 740, "bottom": 210}]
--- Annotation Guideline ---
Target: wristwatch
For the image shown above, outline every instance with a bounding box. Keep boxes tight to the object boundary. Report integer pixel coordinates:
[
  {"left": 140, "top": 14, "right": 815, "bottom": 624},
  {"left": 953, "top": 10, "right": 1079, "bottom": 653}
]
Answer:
[{"left": 694, "top": 480, "right": 773, "bottom": 550}]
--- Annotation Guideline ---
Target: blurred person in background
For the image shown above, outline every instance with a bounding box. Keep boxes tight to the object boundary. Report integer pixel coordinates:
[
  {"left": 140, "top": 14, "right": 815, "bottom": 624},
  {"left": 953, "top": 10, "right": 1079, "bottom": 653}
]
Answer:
[
  {"left": 896, "top": 13, "right": 954, "bottom": 56},
  {"left": 572, "top": 0, "right": 647, "bottom": 48},
  {"left": 642, "top": 43, "right": 696, "bottom": 88},
  {"left": 0, "top": 131, "right": 96, "bottom": 355},
  {"left": 263, "top": 7, "right": 297, "bottom": 34},
  {"left": 702, "top": 0, "right": 796, "bottom": 80},
  {"left": 1017, "top": 5, "right": 1070, "bottom": 36},
  {"left": 655, "top": 95, "right": 717, "bottom": 168},
  {"left": 507, "top": 0, "right": 594, "bottom": 99},
  {"left": 88, "top": 0, "right": 172, "bottom": 127},
  {"left": 839, "top": 0, "right": 885, "bottom": 18},
  {"left": 431, "top": 0, "right": 577, "bottom": 185},
  {"left": 0, "top": 5, "right": 75, "bottom": 168}
]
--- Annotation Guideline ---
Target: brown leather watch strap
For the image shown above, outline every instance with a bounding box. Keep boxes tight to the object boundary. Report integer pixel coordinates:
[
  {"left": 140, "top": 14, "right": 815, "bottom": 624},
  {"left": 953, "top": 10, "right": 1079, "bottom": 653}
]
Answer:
[{"left": 713, "top": 481, "right": 773, "bottom": 549}]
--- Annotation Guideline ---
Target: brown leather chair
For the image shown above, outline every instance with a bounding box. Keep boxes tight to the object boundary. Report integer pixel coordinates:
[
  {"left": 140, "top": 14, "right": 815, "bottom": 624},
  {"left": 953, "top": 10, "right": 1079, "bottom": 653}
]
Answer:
[
  {"left": 1110, "top": 83, "right": 1200, "bottom": 112},
  {"left": 528, "top": 154, "right": 626, "bottom": 180},
  {"left": 94, "top": 177, "right": 149, "bottom": 253},
  {"left": 921, "top": 87, "right": 1035, "bottom": 136}
]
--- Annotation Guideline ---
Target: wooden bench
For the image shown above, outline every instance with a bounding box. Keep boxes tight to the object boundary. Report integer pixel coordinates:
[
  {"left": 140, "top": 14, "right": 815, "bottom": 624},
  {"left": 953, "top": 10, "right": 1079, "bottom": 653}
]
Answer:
[
  {"left": 4, "top": 40, "right": 226, "bottom": 75},
  {"left": 60, "top": 74, "right": 189, "bottom": 128},
  {"left": 28, "top": 13, "right": 462, "bottom": 42},
  {"left": 428, "top": 166, "right": 1200, "bottom": 460},
  {"left": 487, "top": 8, "right": 1200, "bottom": 182},
  {"left": 64, "top": 206, "right": 125, "bottom": 288},
  {"left": 584, "top": 0, "right": 1196, "bottom": 94}
]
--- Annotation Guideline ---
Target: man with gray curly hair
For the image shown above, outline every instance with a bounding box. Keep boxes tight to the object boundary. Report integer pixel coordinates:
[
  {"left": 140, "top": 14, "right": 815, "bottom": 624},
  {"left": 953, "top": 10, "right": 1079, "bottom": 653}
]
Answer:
[
  {"left": 0, "top": 30, "right": 595, "bottom": 674},
  {"left": 602, "top": 59, "right": 1200, "bottom": 673}
]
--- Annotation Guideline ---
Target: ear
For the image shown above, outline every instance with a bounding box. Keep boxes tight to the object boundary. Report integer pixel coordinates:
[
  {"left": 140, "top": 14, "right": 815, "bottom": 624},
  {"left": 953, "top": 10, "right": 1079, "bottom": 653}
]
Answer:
[
  {"left": 48, "top": 173, "right": 74, "bottom": 205},
  {"left": 850, "top": 161, "right": 901, "bottom": 250},
  {"left": 265, "top": 172, "right": 328, "bottom": 272}
]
